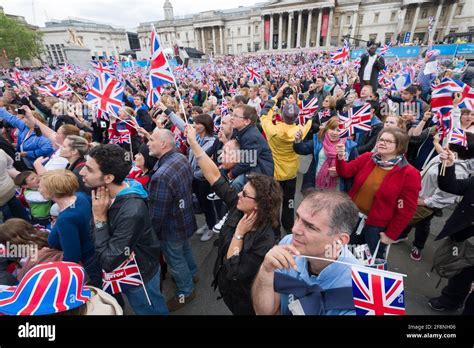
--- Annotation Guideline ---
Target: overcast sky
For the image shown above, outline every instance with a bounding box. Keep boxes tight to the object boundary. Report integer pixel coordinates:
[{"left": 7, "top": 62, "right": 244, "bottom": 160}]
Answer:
[{"left": 1, "top": 0, "right": 260, "bottom": 30}]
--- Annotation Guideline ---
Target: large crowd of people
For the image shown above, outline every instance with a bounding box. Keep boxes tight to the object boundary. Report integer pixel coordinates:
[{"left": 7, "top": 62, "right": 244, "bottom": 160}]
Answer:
[{"left": 0, "top": 41, "right": 473, "bottom": 316}]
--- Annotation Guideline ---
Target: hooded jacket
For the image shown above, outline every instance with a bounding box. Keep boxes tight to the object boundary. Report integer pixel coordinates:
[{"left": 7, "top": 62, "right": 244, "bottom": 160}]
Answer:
[
  {"left": 94, "top": 179, "right": 161, "bottom": 283},
  {"left": 260, "top": 98, "right": 312, "bottom": 181}
]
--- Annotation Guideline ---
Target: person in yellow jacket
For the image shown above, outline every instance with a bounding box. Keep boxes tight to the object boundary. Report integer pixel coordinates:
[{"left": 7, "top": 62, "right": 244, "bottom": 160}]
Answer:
[{"left": 260, "top": 84, "right": 313, "bottom": 235}]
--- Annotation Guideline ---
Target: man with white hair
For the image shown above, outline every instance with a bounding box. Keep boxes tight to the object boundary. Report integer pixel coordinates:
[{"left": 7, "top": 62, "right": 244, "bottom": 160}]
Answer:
[{"left": 147, "top": 128, "right": 198, "bottom": 311}]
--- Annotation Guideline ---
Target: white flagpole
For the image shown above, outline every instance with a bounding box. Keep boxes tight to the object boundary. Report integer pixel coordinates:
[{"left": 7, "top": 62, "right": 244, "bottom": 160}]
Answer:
[
  {"left": 132, "top": 253, "right": 152, "bottom": 306},
  {"left": 299, "top": 254, "right": 407, "bottom": 278}
]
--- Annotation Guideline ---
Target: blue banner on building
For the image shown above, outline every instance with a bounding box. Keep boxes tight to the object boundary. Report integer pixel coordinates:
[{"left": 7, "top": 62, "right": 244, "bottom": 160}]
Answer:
[
  {"left": 456, "top": 43, "right": 474, "bottom": 56},
  {"left": 432, "top": 44, "right": 458, "bottom": 56},
  {"left": 350, "top": 46, "right": 420, "bottom": 59}
]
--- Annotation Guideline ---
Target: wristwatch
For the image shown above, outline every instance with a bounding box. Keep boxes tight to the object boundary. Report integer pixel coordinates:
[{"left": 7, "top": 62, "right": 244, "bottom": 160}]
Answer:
[
  {"left": 95, "top": 220, "right": 107, "bottom": 229},
  {"left": 234, "top": 233, "right": 244, "bottom": 240}
]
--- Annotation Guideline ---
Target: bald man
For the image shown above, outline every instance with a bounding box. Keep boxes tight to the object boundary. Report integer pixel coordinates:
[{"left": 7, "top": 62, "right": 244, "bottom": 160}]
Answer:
[{"left": 147, "top": 128, "right": 199, "bottom": 311}]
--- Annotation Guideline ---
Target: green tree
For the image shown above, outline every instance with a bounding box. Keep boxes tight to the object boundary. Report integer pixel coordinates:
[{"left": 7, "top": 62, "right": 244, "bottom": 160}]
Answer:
[{"left": 0, "top": 13, "right": 43, "bottom": 60}]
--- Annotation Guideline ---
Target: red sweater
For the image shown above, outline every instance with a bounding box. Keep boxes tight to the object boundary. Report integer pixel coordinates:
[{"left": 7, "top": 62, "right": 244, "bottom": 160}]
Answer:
[{"left": 336, "top": 152, "right": 421, "bottom": 240}]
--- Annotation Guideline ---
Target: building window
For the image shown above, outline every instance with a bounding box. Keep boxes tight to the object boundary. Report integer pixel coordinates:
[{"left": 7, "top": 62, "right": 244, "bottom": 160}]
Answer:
[
  {"left": 255, "top": 24, "right": 259, "bottom": 32},
  {"left": 165, "top": 34, "right": 168, "bottom": 41},
  {"left": 358, "top": 15, "right": 364, "bottom": 25},
  {"left": 248, "top": 26, "right": 251, "bottom": 35},
  {"left": 374, "top": 13, "right": 379, "bottom": 24},
  {"left": 177, "top": 33, "right": 180, "bottom": 39},
  {"left": 457, "top": 5, "right": 463, "bottom": 16},
  {"left": 346, "top": 15, "right": 351, "bottom": 23},
  {"left": 441, "top": 6, "right": 447, "bottom": 18},
  {"left": 390, "top": 12, "right": 396, "bottom": 22},
  {"left": 247, "top": 43, "right": 251, "bottom": 52},
  {"left": 369, "top": 33, "right": 377, "bottom": 41},
  {"left": 227, "top": 45, "right": 232, "bottom": 54},
  {"left": 385, "top": 32, "right": 393, "bottom": 43},
  {"left": 334, "top": 16, "right": 339, "bottom": 26},
  {"left": 238, "top": 28, "right": 241, "bottom": 36},
  {"left": 237, "top": 44, "right": 243, "bottom": 53},
  {"left": 186, "top": 32, "right": 189, "bottom": 41},
  {"left": 405, "top": 11, "right": 411, "bottom": 21},
  {"left": 421, "top": 9, "right": 428, "bottom": 19},
  {"left": 227, "top": 28, "right": 231, "bottom": 36}
]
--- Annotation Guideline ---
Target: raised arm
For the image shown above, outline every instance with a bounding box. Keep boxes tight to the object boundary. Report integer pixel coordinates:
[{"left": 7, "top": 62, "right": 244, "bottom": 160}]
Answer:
[{"left": 185, "top": 125, "right": 220, "bottom": 186}]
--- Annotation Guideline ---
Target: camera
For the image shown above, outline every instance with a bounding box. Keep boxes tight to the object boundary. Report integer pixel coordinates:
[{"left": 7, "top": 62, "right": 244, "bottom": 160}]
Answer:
[
  {"left": 283, "top": 86, "right": 293, "bottom": 99},
  {"left": 15, "top": 108, "right": 26, "bottom": 115}
]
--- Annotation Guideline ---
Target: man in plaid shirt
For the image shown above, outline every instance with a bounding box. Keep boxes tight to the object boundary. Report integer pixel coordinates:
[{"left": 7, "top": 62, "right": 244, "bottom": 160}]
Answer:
[{"left": 148, "top": 128, "right": 198, "bottom": 311}]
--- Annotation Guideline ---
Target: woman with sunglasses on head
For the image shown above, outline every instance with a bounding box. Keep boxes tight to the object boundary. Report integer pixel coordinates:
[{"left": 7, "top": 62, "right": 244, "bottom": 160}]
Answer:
[
  {"left": 184, "top": 124, "right": 282, "bottom": 315},
  {"left": 336, "top": 128, "right": 421, "bottom": 260}
]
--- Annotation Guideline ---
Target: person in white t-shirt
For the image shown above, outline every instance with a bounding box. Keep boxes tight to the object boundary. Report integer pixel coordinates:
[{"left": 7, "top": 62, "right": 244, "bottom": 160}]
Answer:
[{"left": 358, "top": 44, "right": 385, "bottom": 92}]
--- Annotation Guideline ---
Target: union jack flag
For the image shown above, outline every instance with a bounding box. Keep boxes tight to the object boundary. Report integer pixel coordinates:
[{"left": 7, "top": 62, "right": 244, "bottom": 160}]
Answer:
[
  {"left": 0, "top": 262, "right": 91, "bottom": 315},
  {"left": 339, "top": 103, "right": 372, "bottom": 138},
  {"left": 148, "top": 26, "right": 175, "bottom": 107},
  {"left": 146, "top": 79, "right": 162, "bottom": 108},
  {"left": 221, "top": 99, "right": 230, "bottom": 116},
  {"left": 92, "top": 61, "right": 115, "bottom": 75},
  {"left": 378, "top": 69, "right": 393, "bottom": 90},
  {"left": 432, "top": 78, "right": 474, "bottom": 114},
  {"left": 448, "top": 127, "right": 468, "bottom": 148},
  {"left": 102, "top": 252, "right": 144, "bottom": 295},
  {"left": 351, "top": 264, "right": 406, "bottom": 316},
  {"left": 299, "top": 96, "right": 318, "bottom": 125},
  {"left": 352, "top": 58, "right": 361, "bottom": 69},
  {"left": 379, "top": 42, "right": 392, "bottom": 56},
  {"left": 60, "top": 63, "right": 75, "bottom": 76},
  {"left": 392, "top": 66, "right": 415, "bottom": 91},
  {"left": 436, "top": 111, "right": 453, "bottom": 142},
  {"left": 246, "top": 66, "right": 261, "bottom": 85},
  {"left": 425, "top": 49, "right": 440, "bottom": 61},
  {"left": 86, "top": 73, "right": 124, "bottom": 116},
  {"left": 330, "top": 39, "right": 350, "bottom": 65},
  {"left": 37, "top": 79, "right": 73, "bottom": 97},
  {"left": 109, "top": 128, "right": 131, "bottom": 145}
]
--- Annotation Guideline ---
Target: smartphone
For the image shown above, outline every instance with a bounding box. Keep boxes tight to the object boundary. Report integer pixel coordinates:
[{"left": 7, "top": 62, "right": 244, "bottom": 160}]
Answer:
[{"left": 15, "top": 108, "right": 26, "bottom": 115}]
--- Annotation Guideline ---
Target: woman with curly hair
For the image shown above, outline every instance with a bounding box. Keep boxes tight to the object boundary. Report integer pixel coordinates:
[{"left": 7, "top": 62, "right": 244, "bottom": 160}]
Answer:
[{"left": 185, "top": 125, "right": 282, "bottom": 315}]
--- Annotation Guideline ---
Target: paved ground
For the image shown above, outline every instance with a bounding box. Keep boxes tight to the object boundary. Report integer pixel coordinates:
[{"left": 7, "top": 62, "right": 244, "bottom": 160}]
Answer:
[{"left": 126, "top": 165, "right": 465, "bottom": 315}]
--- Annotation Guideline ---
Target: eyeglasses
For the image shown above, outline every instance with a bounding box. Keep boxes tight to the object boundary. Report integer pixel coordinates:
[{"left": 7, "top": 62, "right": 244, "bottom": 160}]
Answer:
[
  {"left": 231, "top": 113, "right": 245, "bottom": 119},
  {"left": 377, "top": 138, "right": 396, "bottom": 145},
  {"left": 241, "top": 190, "right": 257, "bottom": 200}
]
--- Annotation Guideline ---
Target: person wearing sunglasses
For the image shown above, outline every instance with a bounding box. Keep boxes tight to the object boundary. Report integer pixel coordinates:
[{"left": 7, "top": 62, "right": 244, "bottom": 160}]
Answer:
[
  {"left": 185, "top": 124, "right": 282, "bottom": 315},
  {"left": 336, "top": 127, "right": 421, "bottom": 261}
]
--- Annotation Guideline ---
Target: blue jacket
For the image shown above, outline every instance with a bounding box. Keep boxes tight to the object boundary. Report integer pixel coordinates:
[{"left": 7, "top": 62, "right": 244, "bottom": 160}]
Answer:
[
  {"left": 0, "top": 108, "right": 54, "bottom": 166},
  {"left": 48, "top": 192, "right": 95, "bottom": 264},
  {"left": 294, "top": 135, "right": 358, "bottom": 192}
]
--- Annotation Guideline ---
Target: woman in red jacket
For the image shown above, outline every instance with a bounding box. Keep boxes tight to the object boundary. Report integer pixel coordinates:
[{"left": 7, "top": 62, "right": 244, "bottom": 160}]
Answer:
[{"left": 336, "top": 127, "right": 421, "bottom": 259}]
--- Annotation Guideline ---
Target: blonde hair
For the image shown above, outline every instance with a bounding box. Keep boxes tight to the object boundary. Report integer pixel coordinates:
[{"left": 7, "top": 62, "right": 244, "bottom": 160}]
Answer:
[
  {"left": 65, "top": 135, "right": 89, "bottom": 157},
  {"left": 40, "top": 170, "right": 79, "bottom": 198}
]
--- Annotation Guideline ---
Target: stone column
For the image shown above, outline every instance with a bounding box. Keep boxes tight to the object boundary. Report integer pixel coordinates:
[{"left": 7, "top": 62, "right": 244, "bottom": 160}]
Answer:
[
  {"left": 430, "top": 0, "right": 444, "bottom": 42},
  {"left": 212, "top": 27, "right": 216, "bottom": 55},
  {"left": 278, "top": 13, "right": 283, "bottom": 50},
  {"left": 261, "top": 16, "right": 265, "bottom": 51},
  {"left": 250, "top": 21, "right": 255, "bottom": 52},
  {"left": 396, "top": 7, "right": 407, "bottom": 40},
  {"left": 220, "top": 26, "right": 224, "bottom": 54},
  {"left": 337, "top": 11, "right": 345, "bottom": 43},
  {"left": 325, "top": 6, "right": 334, "bottom": 47},
  {"left": 201, "top": 28, "right": 206, "bottom": 53},
  {"left": 306, "top": 9, "right": 313, "bottom": 48},
  {"left": 444, "top": 2, "right": 458, "bottom": 37},
  {"left": 316, "top": 9, "right": 322, "bottom": 47},
  {"left": 287, "top": 11, "right": 293, "bottom": 49},
  {"left": 350, "top": 11, "right": 358, "bottom": 38},
  {"left": 194, "top": 29, "right": 199, "bottom": 50},
  {"left": 409, "top": 4, "right": 421, "bottom": 42},
  {"left": 269, "top": 14, "right": 274, "bottom": 50},
  {"left": 296, "top": 10, "right": 303, "bottom": 48}
]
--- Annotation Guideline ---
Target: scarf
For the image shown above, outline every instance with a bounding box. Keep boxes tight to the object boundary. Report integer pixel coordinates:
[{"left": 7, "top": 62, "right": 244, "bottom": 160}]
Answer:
[
  {"left": 372, "top": 153, "right": 404, "bottom": 168},
  {"left": 316, "top": 134, "right": 343, "bottom": 189}
]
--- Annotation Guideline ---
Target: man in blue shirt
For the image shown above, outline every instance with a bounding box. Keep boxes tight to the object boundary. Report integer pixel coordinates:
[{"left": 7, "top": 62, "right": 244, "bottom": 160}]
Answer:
[{"left": 252, "top": 190, "right": 361, "bottom": 315}]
